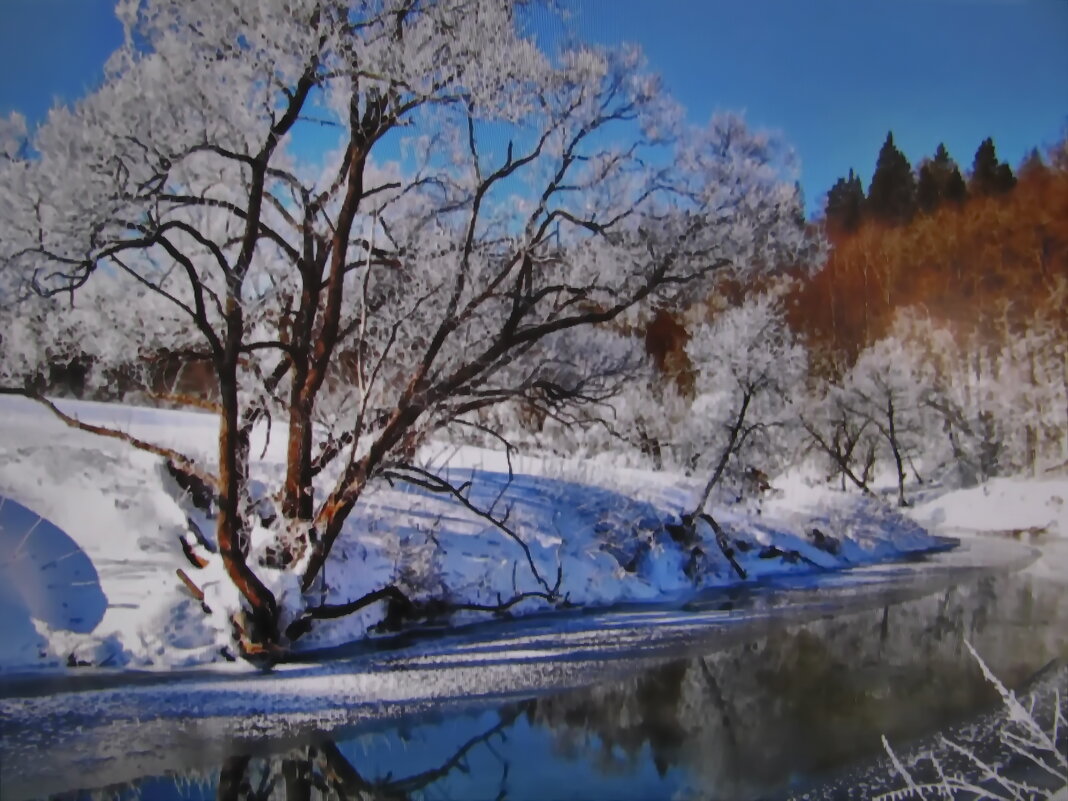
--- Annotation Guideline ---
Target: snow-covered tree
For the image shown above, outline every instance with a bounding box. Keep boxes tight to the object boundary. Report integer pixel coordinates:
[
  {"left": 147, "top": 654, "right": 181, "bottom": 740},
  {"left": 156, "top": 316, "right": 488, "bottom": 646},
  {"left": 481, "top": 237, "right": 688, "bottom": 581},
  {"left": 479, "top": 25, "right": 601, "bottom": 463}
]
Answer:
[
  {"left": 803, "top": 321, "right": 942, "bottom": 506},
  {"left": 0, "top": 0, "right": 808, "bottom": 657},
  {"left": 685, "top": 286, "right": 807, "bottom": 511},
  {"left": 802, "top": 376, "right": 883, "bottom": 496},
  {"left": 890, "top": 302, "right": 1068, "bottom": 488},
  {"left": 0, "top": 268, "right": 204, "bottom": 400},
  {"left": 839, "top": 337, "right": 930, "bottom": 506}
]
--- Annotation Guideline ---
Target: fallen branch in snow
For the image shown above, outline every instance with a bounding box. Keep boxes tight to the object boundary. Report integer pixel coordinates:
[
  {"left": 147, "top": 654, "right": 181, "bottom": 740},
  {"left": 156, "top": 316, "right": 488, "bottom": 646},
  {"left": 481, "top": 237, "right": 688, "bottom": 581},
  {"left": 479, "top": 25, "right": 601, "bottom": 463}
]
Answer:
[
  {"left": 286, "top": 585, "right": 565, "bottom": 642},
  {"left": 447, "top": 589, "right": 566, "bottom": 615},
  {"left": 178, "top": 530, "right": 210, "bottom": 568},
  {"left": 164, "top": 461, "right": 219, "bottom": 514},
  {"left": 756, "top": 543, "right": 822, "bottom": 569},
  {"left": 383, "top": 464, "right": 563, "bottom": 599},
  {"left": 285, "top": 584, "right": 414, "bottom": 640},
  {"left": 0, "top": 387, "right": 218, "bottom": 492},
  {"left": 300, "top": 584, "right": 412, "bottom": 621},
  {"left": 175, "top": 568, "right": 212, "bottom": 613}
]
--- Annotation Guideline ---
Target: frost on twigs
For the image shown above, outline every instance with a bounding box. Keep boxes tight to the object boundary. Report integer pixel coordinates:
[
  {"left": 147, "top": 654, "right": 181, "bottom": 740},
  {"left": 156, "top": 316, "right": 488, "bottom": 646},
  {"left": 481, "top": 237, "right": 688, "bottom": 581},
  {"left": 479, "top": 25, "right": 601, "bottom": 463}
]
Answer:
[
  {"left": 0, "top": 0, "right": 813, "bottom": 655},
  {"left": 877, "top": 641, "right": 1067, "bottom": 800},
  {"left": 684, "top": 284, "right": 807, "bottom": 514}
]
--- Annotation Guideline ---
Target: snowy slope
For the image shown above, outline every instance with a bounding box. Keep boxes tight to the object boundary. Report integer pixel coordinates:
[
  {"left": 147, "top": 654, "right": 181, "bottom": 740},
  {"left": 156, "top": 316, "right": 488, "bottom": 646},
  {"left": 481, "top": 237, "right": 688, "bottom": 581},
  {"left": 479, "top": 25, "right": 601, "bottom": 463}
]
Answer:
[
  {"left": 0, "top": 395, "right": 949, "bottom": 672},
  {"left": 909, "top": 475, "right": 1068, "bottom": 584}
]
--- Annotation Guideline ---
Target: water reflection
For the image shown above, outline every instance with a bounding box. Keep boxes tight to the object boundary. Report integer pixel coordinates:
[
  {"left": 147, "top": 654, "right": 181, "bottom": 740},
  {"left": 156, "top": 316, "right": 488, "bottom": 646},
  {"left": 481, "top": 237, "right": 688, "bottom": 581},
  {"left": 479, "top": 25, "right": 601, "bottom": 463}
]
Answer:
[
  {"left": 214, "top": 712, "right": 519, "bottom": 801},
  {"left": 523, "top": 574, "right": 1068, "bottom": 800},
  {"left": 15, "top": 571, "right": 1068, "bottom": 801}
]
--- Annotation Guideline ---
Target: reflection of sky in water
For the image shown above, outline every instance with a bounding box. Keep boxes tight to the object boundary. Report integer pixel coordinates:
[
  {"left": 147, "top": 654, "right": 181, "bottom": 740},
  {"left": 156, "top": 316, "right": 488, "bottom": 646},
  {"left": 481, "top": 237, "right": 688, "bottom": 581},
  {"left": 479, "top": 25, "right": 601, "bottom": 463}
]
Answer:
[
  {"left": 336, "top": 708, "right": 682, "bottom": 801},
  {"left": 56, "top": 707, "right": 684, "bottom": 801}
]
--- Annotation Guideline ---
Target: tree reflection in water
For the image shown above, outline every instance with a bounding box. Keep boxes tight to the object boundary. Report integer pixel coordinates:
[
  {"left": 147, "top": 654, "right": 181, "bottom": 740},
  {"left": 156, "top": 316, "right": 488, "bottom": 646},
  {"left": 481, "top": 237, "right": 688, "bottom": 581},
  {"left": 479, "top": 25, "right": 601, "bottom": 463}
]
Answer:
[
  {"left": 523, "top": 574, "right": 1067, "bottom": 799},
  {"left": 39, "top": 573, "right": 1068, "bottom": 801},
  {"left": 214, "top": 708, "right": 521, "bottom": 801}
]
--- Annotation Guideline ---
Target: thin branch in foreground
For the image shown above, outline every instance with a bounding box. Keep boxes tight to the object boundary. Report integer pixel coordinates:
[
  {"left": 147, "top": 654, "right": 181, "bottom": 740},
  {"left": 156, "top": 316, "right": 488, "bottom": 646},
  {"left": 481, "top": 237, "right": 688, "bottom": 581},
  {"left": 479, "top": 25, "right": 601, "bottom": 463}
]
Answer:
[{"left": 876, "top": 642, "right": 1067, "bottom": 800}]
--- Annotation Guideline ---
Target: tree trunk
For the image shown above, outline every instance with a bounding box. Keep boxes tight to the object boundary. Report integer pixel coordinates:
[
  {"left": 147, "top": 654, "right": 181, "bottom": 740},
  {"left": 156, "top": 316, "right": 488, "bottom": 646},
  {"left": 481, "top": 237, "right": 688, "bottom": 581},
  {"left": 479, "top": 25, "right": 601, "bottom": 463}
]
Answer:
[
  {"left": 692, "top": 390, "right": 752, "bottom": 516},
  {"left": 283, "top": 392, "right": 315, "bottom": 522},
  {"left": 282, "top": 272, "right": 318, "bottom": 522},
  {"left": 217, "top": 306, "right": 279, "bottom": 648},
  {"left": 885, "top": 396, "right": 909, "bottom": 507},
  {"left": 284, "top": 125, "right": 372, "bottom": 555},
  {"left": 303, "top": 469, "right": 366, "bottom": 592}
]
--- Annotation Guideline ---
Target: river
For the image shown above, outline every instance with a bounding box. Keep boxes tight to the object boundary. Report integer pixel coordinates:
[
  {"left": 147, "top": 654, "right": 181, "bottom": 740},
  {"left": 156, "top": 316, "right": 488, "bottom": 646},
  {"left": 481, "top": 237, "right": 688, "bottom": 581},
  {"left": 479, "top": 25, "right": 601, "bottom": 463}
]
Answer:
[{"left": 1, "top": 536, "right": 1066, "bottom": 800}]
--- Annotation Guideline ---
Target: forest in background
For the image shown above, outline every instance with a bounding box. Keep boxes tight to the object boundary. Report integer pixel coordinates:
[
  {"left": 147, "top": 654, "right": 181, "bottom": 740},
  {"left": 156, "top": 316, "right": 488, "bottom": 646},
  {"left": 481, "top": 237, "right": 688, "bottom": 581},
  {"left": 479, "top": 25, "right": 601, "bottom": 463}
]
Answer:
[
  {"left": 795, "top": 132, "right": 1067, "bottom": 369},
  {"left": 611, "top": 131, "right": 1068, "bottom": 506}
]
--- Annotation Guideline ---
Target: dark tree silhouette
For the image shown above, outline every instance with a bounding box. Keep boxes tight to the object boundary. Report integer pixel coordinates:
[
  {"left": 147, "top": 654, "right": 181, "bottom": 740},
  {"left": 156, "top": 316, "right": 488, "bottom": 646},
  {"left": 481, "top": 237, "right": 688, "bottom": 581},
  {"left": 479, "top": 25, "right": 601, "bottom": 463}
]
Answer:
[
  {"left": 825, "top": 168, "right": 866, "bottom": 233},
  {"left": 867, "top": 132, "right": 917, "bottom": 225},
  {"left": 971, "top": 137, "right": 1016, "bottom": 196},
  {"left": 917, "top": 143, "right": 968, "bottom": 214}
]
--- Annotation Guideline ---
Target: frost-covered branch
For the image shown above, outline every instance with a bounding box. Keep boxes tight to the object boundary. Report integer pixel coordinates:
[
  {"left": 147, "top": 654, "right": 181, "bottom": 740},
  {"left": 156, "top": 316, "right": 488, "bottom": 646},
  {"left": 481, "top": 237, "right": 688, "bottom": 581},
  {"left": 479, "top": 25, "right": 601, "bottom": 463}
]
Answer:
[
  {"left": 877, "top": 642, "right": 1067, "bottom": 801},
  {"left": 0, "top": 0, "right": 813, "bottom": 656}
]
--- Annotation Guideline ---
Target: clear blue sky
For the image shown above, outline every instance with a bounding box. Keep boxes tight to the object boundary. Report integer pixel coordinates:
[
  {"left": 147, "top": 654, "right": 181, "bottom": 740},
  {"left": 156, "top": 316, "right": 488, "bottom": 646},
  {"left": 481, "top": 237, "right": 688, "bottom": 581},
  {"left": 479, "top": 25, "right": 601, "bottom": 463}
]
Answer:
[{"left": 2, "top": 0, "right": 1066, "bottom": 215}]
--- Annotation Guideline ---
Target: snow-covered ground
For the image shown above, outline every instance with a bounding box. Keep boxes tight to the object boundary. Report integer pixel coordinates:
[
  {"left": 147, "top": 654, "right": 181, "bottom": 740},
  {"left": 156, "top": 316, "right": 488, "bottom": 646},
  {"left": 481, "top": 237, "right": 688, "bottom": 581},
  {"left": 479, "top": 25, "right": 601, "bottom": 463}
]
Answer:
[
  {"left": 0, "top": 396, "right": 957, "bottom": 673},
  {"left": 909, "top": 475, "right": 1068, "bottom": 584}
]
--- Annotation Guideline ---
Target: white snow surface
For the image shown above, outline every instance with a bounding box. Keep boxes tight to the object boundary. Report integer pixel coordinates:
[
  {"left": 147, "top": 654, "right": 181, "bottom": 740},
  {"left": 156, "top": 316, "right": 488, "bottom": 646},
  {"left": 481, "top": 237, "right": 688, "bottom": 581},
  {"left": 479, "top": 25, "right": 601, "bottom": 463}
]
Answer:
[
  {"left": 0, "top": 395, "right": 948, "bottom": 672},
  {"left": 909, "top": 475, "right": 1068, "bottom": 584},
  {"left": 910, "top": 477, "right": 1067, "bottom": 537}
]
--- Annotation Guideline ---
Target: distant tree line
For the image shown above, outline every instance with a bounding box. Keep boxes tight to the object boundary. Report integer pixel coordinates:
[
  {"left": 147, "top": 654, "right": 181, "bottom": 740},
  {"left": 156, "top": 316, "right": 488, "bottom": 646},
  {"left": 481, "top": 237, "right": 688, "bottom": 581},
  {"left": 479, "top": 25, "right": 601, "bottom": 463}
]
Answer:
[
  {"left": 795, "top": 131, "right": 1065, "bottom": 368},
  {"left": 610, "top": 130, "right": 1068, "bottom": 501},
  {"left": 825, "top": 133, "right": 1019, "bottom": 233}
]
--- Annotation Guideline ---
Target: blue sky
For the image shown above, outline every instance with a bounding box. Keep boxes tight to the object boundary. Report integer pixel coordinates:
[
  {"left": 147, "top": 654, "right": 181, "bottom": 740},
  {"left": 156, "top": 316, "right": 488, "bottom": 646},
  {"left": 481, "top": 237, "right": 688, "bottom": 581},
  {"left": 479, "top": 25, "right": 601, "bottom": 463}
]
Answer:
[{"left": 2, "top": 0, "right": 1065, "bottom": 215}]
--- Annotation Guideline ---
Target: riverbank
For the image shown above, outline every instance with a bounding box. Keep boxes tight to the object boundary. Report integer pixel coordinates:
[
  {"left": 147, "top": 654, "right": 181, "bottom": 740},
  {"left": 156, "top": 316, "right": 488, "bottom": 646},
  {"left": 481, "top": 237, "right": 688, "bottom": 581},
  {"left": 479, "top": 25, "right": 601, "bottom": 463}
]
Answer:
[
  {"left": 908, "top": 474, "right": 1068, "bottom": 584},
  {"left": 0, "top": 395, "right": 960, "bottom": 672}
]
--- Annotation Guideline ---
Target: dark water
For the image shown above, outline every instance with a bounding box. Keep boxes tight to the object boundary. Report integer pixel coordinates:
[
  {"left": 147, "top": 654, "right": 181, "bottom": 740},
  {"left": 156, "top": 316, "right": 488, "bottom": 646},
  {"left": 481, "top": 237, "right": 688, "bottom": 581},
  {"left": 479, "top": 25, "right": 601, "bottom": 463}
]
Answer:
[{"left": 2, "top": 539, "right": 1067, "bottom": 801}]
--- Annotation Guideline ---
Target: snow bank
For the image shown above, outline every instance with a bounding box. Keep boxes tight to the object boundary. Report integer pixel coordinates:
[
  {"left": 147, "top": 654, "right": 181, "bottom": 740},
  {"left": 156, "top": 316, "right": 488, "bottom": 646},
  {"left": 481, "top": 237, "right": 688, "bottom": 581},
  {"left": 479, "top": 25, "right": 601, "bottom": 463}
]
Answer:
[
  {"left": 910, "top": 477, "right": 1067, "bottom": 538},
  {"left": 0, "top": 396, "right": 948, "bottom": 672},
  {"left": 909, "top": 476, "right": 1068, "bottom": 584}
]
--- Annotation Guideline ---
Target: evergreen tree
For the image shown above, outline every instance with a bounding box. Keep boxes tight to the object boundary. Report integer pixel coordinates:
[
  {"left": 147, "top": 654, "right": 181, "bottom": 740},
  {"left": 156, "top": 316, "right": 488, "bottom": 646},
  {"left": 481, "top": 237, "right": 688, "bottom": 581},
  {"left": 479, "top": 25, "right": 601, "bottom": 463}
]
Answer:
[
  {"left": 825, "top": 168, "right": 865, "bottom": 232},
  {"left": 916, "top": 142, "right": 967, "bottom": 214},
  {"left": 867, "top": 132, "right": 917, "bottom": 224},
  {"left": 917, "top": 162, "right": 939, "bottom": 214},
  {"left": 995, "top": 163, "right": 1017, "bottom": 193},
  {"left": 972, "top": 137, "right": 999, "bottom": 189},
  {"left": 971, "top": 137, "right": 1016, "bottom": 196},
  {"left": 945, "top": 166, "right": 967, "bottom": 204}
]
